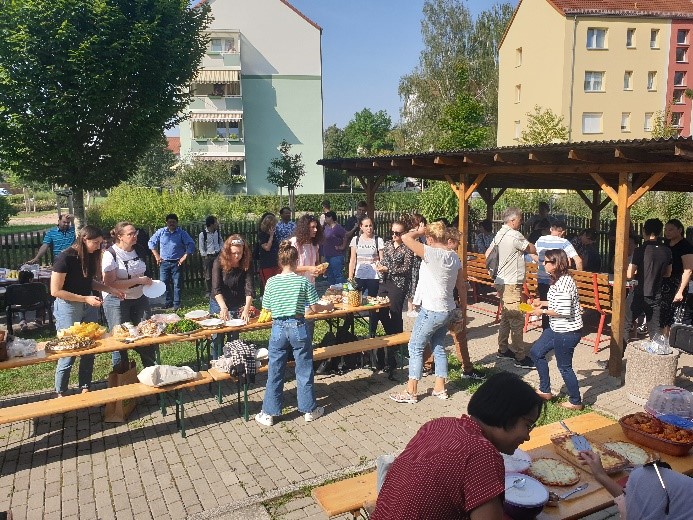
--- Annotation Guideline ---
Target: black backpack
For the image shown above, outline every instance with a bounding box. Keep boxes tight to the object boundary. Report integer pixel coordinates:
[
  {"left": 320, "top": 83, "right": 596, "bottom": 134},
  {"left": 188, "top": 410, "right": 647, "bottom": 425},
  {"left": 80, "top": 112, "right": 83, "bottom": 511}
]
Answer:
[{"left": 486, "top": 228, "right": 513, "bottom": 279}]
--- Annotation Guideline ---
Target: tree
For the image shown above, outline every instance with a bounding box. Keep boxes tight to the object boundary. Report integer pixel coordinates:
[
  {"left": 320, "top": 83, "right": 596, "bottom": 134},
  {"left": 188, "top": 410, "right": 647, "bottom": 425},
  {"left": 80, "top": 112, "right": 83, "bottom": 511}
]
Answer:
[
  {"left": 167, "top": 161, "right": 240, "bottom": 194},
  {"left": 519, "top": 106, "right": 569, "bottom": 145},
  {"left": 651, "top": 106, "right": 680, "bottom": 139},
  {"left": 323, "top": 124, "right": 350, "bottom": 192},
  {"left": 128, "top": 134, "right": 178, "bottom": 188},
  {"left": 343, "top": 108, "right": 394, "bottom": 155},
  {"left": 267, "top": 140, "right": 306, "bottom": 213},
  {"left": 0, "top": 0, "right": 212, "bottom": 224}
]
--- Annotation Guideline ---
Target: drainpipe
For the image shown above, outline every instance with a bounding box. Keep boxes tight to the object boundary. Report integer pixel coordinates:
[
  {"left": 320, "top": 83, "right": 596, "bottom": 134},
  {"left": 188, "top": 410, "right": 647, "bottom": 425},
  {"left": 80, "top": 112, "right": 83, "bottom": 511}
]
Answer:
[{"left": 567, "top": 15, "right": 578, "bottom": 142}]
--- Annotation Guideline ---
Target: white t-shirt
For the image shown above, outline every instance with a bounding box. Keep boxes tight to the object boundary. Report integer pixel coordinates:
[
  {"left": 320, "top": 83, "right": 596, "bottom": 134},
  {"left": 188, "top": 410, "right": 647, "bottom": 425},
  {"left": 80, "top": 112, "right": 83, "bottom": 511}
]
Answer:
[
  {"left": 102, "top": 245, "right": 147, "bottom": 299},
  {"left": 289, "top": 236, "right": 319, "bottom": 285},
  {"left": 416, "top": 245, "right": 462, "bottom": 312},
  {"left": 535, "top": 235, "right": 579, "bottom": 284},
  {"left": 349, "top": 235, "right": 384, "bottom": 279}
]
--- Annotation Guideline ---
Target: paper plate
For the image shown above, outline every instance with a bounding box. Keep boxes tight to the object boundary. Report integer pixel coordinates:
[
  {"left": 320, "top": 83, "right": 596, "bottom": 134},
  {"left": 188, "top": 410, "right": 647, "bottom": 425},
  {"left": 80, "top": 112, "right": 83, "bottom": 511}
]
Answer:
[
  {"left": 225, "top": 318, "right": 246, "bottom": 327},
  {"left": 143, "top": 280, "right": 166, "bottom": 298},
  {"left": 198, "top": 318, "right": 224, "bottom": 328},
  {"left": 502, "top": 448, "right": 532, "bottom": 473},
  {"left": 184, "top": 310, "right": 209, "bottom": 320},
  {"left": 256, "top": 347, "right": 269, "bottom": 360}
]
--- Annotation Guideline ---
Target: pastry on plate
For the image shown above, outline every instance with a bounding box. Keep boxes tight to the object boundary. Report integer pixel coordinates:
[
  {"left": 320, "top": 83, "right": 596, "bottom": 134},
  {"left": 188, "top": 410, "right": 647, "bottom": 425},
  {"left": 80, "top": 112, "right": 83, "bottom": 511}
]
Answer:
[{"left": 527, "top": 457, "right": 580, "bottom": 486}]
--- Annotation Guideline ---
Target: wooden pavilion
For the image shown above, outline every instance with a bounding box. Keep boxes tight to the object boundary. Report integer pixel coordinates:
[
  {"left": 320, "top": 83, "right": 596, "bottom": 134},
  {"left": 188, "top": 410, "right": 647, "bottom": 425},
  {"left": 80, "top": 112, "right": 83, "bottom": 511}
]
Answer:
[{"left": 318, "top": 137, "right": 693, "bottom": 377}]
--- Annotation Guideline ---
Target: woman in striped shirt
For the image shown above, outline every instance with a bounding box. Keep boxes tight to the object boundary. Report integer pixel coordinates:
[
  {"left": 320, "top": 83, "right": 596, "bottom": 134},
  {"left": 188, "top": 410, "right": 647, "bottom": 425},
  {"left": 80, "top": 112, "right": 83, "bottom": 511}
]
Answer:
[
  {"left": 529, "top": 249, "right": 585, "bottom": 410},
  {"left": 255, "top": 240, "right": 333, "bottom": 427}
]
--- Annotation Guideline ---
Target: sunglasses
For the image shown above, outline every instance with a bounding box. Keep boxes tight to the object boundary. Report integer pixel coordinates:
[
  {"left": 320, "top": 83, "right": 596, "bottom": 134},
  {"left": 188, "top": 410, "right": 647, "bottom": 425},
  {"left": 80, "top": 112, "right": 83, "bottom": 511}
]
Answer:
[
  {"left": 392, "top": 231, "right": 402, "bottom": 236},
  {"left": 543, "top": 260, "right": 556, "bottom": 265},
  {"left": 644, "top": 460, "right": 672, "bottom": 514}
]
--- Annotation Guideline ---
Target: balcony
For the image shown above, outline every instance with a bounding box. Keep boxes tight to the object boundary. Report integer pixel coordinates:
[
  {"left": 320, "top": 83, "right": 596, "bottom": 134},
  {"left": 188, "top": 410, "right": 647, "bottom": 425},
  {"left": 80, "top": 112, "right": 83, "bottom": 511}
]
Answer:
[
  {"left": 191, "top": 139, "right": 245, "bottom": 159},
  {"left": 189, "top": 96, "right": 243, "bottom": 112},
  {"left": 202, "top": 52, "right": 240, "bottom": 69}
]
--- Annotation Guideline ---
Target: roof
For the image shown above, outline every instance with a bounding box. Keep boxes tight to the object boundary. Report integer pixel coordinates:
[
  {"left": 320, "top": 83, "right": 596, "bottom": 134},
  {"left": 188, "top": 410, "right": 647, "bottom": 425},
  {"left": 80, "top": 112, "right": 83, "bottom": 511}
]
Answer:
[
  {"left": 191, "top": 0, "right": 321, "bottom": 31},
  {"left": 167, "top": 137, "right": 181, "bottom": 156},
  {"left": 318, "top": 137, "right": 693, "bottom": 193},
  {"left": 548, "top": 0, "right": 693, "bottom": 17}
]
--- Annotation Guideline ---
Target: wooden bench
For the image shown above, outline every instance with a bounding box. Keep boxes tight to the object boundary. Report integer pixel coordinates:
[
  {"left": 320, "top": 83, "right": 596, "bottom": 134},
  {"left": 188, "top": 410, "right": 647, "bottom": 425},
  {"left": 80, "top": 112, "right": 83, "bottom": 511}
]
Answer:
[
  {"left": 210, "top": 332, "right": 412, "bottom": 421},
  {"left": 312, "top": 470, "right": 376, "bottom": 518},
  {"left": 571, "top": 270, "right": 612, "bottom": 353},
  {"left": 0, "top": 371, "right": 215, "bottom": 438},
  {"left": 466, "top": 253, "right": 501, "bottom": 321}
]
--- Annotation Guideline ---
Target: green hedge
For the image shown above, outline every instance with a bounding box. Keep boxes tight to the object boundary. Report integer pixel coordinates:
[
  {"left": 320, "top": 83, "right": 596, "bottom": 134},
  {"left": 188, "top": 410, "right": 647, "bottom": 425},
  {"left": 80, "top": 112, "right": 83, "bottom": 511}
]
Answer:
[{"left": 8, "top": 192, "right": 57, "bottom": 212}]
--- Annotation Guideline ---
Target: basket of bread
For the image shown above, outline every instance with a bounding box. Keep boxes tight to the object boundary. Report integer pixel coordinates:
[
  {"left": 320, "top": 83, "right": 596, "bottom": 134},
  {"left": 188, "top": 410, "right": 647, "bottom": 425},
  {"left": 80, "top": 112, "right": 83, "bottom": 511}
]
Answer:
[{"left": 57, "top": 322, "right": 107, "bottom": 340}]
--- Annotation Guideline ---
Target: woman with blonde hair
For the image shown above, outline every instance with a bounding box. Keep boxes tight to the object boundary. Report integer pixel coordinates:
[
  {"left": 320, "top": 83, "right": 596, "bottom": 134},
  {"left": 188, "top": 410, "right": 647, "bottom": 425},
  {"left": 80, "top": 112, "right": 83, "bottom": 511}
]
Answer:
[
  {"left": 52, "top": 225, "right": 124, "bottom": 396},
  {"left": 255, "top": 240, "right": 333, "bottom": 426},
  {"left": 211, "top": 234, "right": 254, "bottom": 323},
  {"left": 257, "top": 212, "right": 280, "bottom": 289},
  {"left": 390, "top": 221, "right": 464, "bottom": 403}
]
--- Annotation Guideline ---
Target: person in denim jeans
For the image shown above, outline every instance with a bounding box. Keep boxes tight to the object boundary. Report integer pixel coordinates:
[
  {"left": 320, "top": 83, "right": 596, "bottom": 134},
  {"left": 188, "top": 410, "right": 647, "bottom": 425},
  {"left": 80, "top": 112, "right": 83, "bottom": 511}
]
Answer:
[
  {"left": 390, "top": 222, "right": 464, "bottom": 404},
  {"left": 529, "top": 249, "right": 585, "bottom": 410},
  {"left": 255, "top": 240, "right": 333, "bottom": 427},
  {"left": 102, "top": 222, "right": 158, "bottom": 371},
  {"left": 51, "top": 225, "right": 125, "bottom": 397}
]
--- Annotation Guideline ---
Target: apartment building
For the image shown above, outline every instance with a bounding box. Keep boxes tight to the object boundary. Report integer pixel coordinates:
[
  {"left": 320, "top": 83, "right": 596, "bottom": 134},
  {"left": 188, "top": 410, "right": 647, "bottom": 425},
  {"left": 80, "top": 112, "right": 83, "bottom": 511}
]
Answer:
[
  {"left": 498, "top": 0, "right": 693, "bottom": 145},
  {"left": 180, "top": 0, "right": 324, "bottom": 194}
]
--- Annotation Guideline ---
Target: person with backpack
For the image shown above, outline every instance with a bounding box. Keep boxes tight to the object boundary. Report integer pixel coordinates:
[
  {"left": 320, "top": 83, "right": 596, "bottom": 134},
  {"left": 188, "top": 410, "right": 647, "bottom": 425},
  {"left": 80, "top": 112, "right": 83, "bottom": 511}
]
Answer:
[
  {"left": 102, "top": 221, "right": 158, "bottom": 371},
  {"left": 489, "top": 207, "right": 536, "bottom": 369},
  {"left": 198, "top": 215, "right": 223, "bottom": 298},
  {"left": 348, "top": 216, "right": 384, "bottom": 338}
]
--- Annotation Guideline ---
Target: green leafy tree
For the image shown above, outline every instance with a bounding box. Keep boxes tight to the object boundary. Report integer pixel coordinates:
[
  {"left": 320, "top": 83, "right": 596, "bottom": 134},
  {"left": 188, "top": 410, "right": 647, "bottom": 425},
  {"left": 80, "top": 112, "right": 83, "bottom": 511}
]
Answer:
[
  {"left": 167, "top": 161, "right": 241, "bottom": 194},
  {"left": 651, "top": 107, "right": 680, "bottom": 139},
  {"left": 0, "top": 196, "right": 19, "bottom": 228},
  {"left": 343, "top": 108, "right": 394, "bottom": 155},
  {"left": 0, "top": 0, "right": 211, "bottom": 225},
  {"left": 267, "top": 140, "right": 306, "bottom": 213},
  {"left": 128, "top": 134, "right": 178, "bottom": 188},
  {"left": 519, "top": 106, "right": 569, "bottom": 145},
  {"left": 323, "top": 124, "right": 351, "bottom": 192}
]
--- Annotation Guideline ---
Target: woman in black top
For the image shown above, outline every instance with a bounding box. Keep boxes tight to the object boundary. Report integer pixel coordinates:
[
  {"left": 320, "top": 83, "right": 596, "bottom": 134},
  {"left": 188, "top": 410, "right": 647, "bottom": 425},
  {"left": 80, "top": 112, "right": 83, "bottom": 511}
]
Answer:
[
  {"left": 662, "top": 218, "right": 693, "bottom": 333},
  {"left": 212, "top": 234, "right": 254, "bottom": 323},
  {"left": 51, "top": 225, "right": 124, "bottom": 397},
  {"left": 257, "top": 212, "right": 279, "bottom": 290}
]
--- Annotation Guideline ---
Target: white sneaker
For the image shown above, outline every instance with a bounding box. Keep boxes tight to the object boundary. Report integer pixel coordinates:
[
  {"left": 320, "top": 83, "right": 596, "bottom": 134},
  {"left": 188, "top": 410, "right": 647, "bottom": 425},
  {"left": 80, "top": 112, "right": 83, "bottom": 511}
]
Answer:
[
  {"left": 255, "top": 411, "right": 273, "bottom": 426},
  {"left": 305, "top": 406, "right": 324, "bottom": 422}
]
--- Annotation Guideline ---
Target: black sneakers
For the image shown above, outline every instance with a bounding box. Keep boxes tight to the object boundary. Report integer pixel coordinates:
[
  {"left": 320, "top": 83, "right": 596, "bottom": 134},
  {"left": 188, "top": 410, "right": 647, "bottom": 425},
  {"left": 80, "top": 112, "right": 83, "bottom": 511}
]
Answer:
[
  {"left": 515, "top": 357, "right": 535, "bottom": 370},
  {"left": 461, "top": 369, "right": 486, "bottom": 380},
  {"left": 496, "top": 350, "right": 515, "bottom": 359}
]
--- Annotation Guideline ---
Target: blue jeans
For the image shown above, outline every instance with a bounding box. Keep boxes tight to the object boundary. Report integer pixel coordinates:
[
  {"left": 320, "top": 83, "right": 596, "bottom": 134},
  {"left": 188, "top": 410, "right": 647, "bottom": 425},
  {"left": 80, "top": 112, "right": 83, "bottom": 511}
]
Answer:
[
  {"left": 530, "top": 328, "right": 583, "bottom": 405},
  {"left": 325, "top": 255, "right": 345, "bottom": 286},
  {"left": 159, "top": 260, "right": 182, "bottom": 308},
  {"left": 54, "top": 298, "right": 99, "bottom": 393},
  {"left": 261, "top": 318, "right": 317, "bottom": 416},
  {"left": 357, "top": 278, "right": 381, "bottom": 338},
  {"left": 408, "top": 307, "right": 453, "bottom": 380},
  {"left": 103, "top": 294, "right": 158, "bottom": 369}
]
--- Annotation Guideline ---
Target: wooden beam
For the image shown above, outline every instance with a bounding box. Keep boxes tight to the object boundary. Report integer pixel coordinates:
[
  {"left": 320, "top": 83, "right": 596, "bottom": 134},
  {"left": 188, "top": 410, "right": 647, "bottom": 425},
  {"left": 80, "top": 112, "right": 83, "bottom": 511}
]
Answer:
[
  {"left": 614, "top": 147, "right": 650, "bottom": 162},
  {"left": 491, "top": 187, "right": 507, "bottom": 204},
  {"left": 576, "top": 190, "right": 593, "bottom": 208},
  {"left": 569, "top": 149, "right": 608, "bottom": 163},
  {"left": 445, "top": 175, "right": 461, "bottom": 197},
  {"left": 456, "top": 173, "right": 469, "bottom": 365},
  {"left": 463, "top": 154, "right": 494, "bottom": 165},
  {"left": 675, "top": 144, "right": 693, "bottom": 159},
  {"left": 464, "top": 173, "right": 487, "bottom": 200},
  {"left": 411, "top": 158, "right": 435, "bottom": 168},
  {"left": 627, "top": 172, "right": 667, "bottom": 208},
  {"left": 591, "top": 189, "right": 601, "bottom": 230},
  {"left": 589, "top": 172, "right": 618, "bottom": 204},
  {"left": 434, "top": 156, "right": 466, "bottom": 167},
  {"left": 609, "top": 172, "right": 632, "bottom": 379},
  {"left": 494, "top": 153, "right": 527, "bottom": 165},
  {"left": 390, "top": 159, "right": 412, "bottom": 168},
  {"left": 598, "top": 197, "right": 611, "bottom": 211},
  {"left": 528, "top": 152, "right": 562, "bottom": 164}
]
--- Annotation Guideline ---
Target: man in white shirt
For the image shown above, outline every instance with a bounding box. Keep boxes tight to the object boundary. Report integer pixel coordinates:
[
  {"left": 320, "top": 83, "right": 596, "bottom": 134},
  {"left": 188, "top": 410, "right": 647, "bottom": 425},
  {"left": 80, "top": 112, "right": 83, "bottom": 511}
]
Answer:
[
  {"left": 198, "top": 215, "right": 222, "bottom": 297},
  {"left": 534, "top": 220, "right": 583, "bottom": 329}
]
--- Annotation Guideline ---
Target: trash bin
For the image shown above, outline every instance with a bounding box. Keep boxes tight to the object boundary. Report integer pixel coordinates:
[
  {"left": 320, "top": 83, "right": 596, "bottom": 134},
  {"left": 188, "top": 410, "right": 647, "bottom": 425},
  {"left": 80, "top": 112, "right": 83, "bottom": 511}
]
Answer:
[{"left": 625, "top": 340, "right": 680, "bottom": 405}]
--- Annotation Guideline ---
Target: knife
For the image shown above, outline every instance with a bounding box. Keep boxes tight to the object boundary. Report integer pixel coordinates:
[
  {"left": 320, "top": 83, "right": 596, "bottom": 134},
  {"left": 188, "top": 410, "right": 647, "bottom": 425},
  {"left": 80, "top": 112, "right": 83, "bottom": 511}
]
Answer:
[
  {"left": 559, "top": 420, "right": 592, "bottom": 452},
  {"left": 559, "top": 483, "right": 589, "bottom": 500}
]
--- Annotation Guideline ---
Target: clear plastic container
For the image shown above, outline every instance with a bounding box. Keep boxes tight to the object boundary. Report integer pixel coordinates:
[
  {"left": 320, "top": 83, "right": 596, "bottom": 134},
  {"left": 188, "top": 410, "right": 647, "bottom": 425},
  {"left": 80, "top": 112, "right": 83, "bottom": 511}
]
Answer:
[{"left": 645, "top": 385, "right": 693, "bottom": 429}]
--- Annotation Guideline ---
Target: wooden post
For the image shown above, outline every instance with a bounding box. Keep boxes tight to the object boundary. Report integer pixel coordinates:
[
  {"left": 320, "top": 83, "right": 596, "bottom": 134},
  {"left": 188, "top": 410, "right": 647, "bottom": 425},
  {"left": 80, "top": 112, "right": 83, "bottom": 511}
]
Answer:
[
  {"left": 591, "top": 189, "right": 601, "bottom": 230},
  {"left": 608, "top": 172, "right": 632, "bottom": 378},
  {"left": 358, "top": 174, "right": 386, "bottom": 219}
]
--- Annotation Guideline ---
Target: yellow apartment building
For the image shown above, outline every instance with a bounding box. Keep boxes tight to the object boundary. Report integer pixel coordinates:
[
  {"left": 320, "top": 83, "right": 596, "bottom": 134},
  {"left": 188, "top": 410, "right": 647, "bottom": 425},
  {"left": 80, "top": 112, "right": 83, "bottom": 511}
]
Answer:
[{"left": 498, "top": 0, "right": 693, "bottom": 145}]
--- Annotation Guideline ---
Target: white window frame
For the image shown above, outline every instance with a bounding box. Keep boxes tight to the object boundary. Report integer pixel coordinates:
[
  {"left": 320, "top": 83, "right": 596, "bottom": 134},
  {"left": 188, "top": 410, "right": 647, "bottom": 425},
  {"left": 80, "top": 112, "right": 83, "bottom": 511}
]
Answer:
[
  {"left": 674, "top": 71, "right": 687, "bottom": 86},
  {"left": 678, "top": 29, "right": 689, "bottom": 45},
  {"left": 621, "top": 112, "right": 631, "bottom": 132},
  {"left": 587, "top": 28, "right": 607, "bottom": 49},
  {"left": 673, "top": 89, "right": 686, "bottom": 104},
  {"left": 626, "top": 28, "right": 636, "bottom": 48},
  {"left": 516, "top": 48, "right": 522, "bottom": 67},
  {"left": 623, "top": 71, "right": 633, "bottom": 91},
  {"left": 514, "top": 121, "right": 521, "bottom": 140},
  {"left": 584, "top": 71, "right": 605, "bottom": 92},
  {"left": 515, "top": 84, "right": 521, "bottom": 103},
  {"left": 644, "top": 112, "right": 653, "bottom": 131},
  {"left": 647, "top": 71, "right": 657, "bottom": 91},
  {"left": 671, "top": 112, "right": 684, "bottom": 128},
  {"left": 676, "top": 47, "right": 688, "bottom": 63},
  {"left": 650, "top": 29, "right": 659, "bottom": 49},
  {"left": 582, "top": 112, "right": 603, "bottom": 134}
]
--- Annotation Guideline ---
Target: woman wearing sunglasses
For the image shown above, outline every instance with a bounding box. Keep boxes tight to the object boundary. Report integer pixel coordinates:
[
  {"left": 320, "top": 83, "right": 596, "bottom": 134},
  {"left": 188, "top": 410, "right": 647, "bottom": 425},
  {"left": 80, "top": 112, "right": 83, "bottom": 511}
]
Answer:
[
  {"left": 211, "top": 234, "right": 254, "bottom": 324},
  {"left": 374, "top": 220, "right": 414, "bottom": 378},
  {"left": 529, "top": 248, "right": 584, "bottom": 410}
]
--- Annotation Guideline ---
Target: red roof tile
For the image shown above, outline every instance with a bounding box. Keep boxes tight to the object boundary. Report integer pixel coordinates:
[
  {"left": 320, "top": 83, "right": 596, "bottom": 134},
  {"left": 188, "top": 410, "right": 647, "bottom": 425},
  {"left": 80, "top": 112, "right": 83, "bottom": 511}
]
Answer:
[
  {"left": 547, "top": 0, "right": 693, "bottom": 16},
  {"left": 167, "top": 137, "right": 181, "bottom": 156}
]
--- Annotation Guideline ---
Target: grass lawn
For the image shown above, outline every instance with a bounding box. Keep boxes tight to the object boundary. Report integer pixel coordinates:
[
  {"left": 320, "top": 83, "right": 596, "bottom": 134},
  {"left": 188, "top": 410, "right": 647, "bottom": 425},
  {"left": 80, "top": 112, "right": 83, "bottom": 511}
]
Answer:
[{"left": 0, "top": 223, "right": 52, "bottom": 234}]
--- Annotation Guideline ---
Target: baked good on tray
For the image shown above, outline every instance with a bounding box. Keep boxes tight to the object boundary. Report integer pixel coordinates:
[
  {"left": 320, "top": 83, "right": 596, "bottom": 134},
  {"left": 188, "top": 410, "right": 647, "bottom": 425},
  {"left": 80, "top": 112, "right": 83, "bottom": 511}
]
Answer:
[
  {"left": 526, "top": 457, "right": 580, "bottom": 486},
  {"left": 551, "top": 434, "right": 628, "bottom": 474},
  {"left": 602, "top": 441, "right": 653, "bottom": 465},
  {"left": 45, "top": 336, "right": 95, "bottom": 353},
  {"left": 622, "top": 412, "right": 693, "bottom": 444}
]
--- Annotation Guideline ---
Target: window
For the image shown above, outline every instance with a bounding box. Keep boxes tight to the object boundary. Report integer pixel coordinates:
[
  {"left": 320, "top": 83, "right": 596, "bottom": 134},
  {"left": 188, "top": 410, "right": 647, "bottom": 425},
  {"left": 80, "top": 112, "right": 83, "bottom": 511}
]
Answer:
[
  {"left": 671, "top": 112, "right": 683, "bottom": 128},
  {"left": 678, "top": 29, "right": 689, "bottom": 45},
  {"left": 623, "top": 70, "right": 633, "bottom": 90},
  {"left": 587, "top": 28, "right": 606, "bottom": 49},
  {"left": 647, "top": 71, "right": 657, "bottom": 91},
  {"left": 626, "top": 28, "right": 636, "bottom": 48},
  {"left": 650, "top": 29, "right": 659, "bottom": 48},
  {"left": 209, "top": 37, "right": 237, "bottom": 53},
  {"left": 621, "top": 112, "right": 631, "bottom": 132},
  {"left": 673, "top": 89, "right": 686, "bottom": 104},
  {"left": 676, "top": 47, "right": 688, "bottom": 63},
  {"left": 584, "top": 71, "right": 605, "bottom": 92},
  {"left": 514, "top": 121, "right": 521, "bottom": 140},
  {"left": 216, "top": 121, "right": 241, "bottom": 139},
  {"left": 516, "top": 47, "right": 522, "bottom": 67},
  {"left": 515, "top": 84, "right": 521, "bottom": 103},
  {"left": 675, "top": 71, "right": 687, "bottom": 86},
  {"left": 582, "top": 113, "right": 603, "bottom": 134},
  {"left": 644, "top": 112, "right": 653, "bottom": 131}
]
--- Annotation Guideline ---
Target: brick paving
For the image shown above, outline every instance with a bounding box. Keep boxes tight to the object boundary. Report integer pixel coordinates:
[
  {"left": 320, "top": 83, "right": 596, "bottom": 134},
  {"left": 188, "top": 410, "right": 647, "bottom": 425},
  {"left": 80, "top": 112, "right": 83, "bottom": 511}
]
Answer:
[{"left": 1, "top": 302, "right": 689, "bottom": 519}]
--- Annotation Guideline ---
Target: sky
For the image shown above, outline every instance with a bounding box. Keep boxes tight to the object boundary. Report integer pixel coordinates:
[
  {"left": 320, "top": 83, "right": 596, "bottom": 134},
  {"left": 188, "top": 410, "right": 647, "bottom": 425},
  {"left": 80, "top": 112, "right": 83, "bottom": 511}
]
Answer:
[{"left": 289, "top": 0, "right": 504, "bottom": 129}]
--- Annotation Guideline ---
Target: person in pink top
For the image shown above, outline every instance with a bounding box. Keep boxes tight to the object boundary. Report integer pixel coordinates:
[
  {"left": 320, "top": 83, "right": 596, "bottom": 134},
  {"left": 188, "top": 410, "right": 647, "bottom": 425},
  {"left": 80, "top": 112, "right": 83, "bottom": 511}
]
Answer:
[{"left": 289, "top": 214, "right": 323, "bottom": 285}]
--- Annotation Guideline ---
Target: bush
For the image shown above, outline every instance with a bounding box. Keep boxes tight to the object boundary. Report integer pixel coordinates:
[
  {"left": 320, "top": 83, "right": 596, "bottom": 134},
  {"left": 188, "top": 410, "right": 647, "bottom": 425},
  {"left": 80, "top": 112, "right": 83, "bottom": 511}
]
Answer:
[
  {"left": 419, "top": 181, "right": 480, "bottom": 224},
  {"left": 8, "top": 191, "right": 56, "bottom": 212},
  {"left": 0, "top": 196, "right": 19, "bottom": 227}
]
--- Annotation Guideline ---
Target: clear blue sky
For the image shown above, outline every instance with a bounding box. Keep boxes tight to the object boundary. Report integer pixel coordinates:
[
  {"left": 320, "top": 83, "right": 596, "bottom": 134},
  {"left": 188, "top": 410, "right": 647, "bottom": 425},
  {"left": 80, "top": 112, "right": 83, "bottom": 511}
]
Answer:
[{"left": 290, "top": 0, "right": 504, "bottom": 129}]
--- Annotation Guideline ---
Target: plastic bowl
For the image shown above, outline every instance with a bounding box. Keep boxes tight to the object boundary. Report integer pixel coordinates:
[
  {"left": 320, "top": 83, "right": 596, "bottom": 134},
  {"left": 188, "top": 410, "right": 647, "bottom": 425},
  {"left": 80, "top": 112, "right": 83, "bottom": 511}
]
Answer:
[
  {"left": 645, "top": 385, "right": 693, "bottom": 429},
  {"left": 503, "top": 473, "right": 548, "bottom": 520}
]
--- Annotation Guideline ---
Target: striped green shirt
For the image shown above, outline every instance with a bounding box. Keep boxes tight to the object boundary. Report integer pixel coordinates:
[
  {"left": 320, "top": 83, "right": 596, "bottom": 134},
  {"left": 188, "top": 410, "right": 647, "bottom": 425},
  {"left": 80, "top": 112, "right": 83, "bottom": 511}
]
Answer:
[{"left": 262, "top": 272, "right": 319, "bottom": 318}]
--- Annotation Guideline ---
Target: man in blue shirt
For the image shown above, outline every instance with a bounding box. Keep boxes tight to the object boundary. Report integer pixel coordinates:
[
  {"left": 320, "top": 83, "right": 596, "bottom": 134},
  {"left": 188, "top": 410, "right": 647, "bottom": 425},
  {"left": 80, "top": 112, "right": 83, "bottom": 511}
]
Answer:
[
  {"left": 275, "top": 206, "right": 296, "bottom": 242},
  {"left": 148, "top": 214, "right": 196, "bottom": 310},
  {"left": 27, "top": 214, "right": 75, "bottom": 264}
]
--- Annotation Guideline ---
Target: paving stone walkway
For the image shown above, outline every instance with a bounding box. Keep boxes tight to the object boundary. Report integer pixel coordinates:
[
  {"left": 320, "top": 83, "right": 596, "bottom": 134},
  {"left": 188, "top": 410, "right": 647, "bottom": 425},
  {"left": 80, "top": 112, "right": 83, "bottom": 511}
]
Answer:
[{"left": 1, "top": 302, "right": 689, "bottom": 519}]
